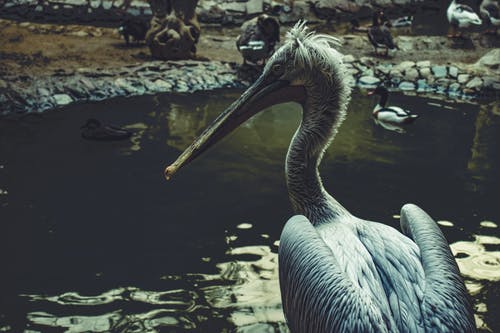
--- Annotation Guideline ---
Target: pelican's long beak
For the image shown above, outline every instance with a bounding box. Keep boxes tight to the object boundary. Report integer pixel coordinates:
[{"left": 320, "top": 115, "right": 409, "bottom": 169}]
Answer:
[{"left": 164, "top": 76, "right": 307, "bottom": 180}]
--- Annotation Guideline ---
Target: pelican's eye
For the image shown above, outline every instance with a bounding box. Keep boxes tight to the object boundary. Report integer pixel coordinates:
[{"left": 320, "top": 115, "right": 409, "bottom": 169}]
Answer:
[{"left": 272, "top": 63, "right": 284, "bottom": 76}]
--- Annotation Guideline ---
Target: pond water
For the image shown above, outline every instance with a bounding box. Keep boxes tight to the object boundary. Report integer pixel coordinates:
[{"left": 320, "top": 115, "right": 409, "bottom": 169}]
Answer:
[{"left": 0, "top": 89, "right": 499, "bottom": 333}]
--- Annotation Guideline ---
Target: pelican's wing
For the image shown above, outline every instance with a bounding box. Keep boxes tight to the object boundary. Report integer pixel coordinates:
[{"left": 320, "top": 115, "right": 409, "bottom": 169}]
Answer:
[
  {"left": 399, "top": 204, "right": 476, "bottom": 332},
  {"left": 279, "top": 215, "right": 394, "bottom": 333}
]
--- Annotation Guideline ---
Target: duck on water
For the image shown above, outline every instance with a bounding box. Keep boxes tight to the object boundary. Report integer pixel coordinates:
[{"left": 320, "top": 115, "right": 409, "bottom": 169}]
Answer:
[{"left": 164, "top": 22, "right": 476, "bottom": 332}]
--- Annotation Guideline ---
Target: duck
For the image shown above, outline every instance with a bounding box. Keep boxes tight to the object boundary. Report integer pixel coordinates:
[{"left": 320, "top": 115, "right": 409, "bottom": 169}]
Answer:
[
  {"left": 80, "top": 118, "right": 133, "bottom": 141},
  {"left": 480, "top": 0, "right": 500, "bottom": 33},
  {"left": 236, "top": 14, "right": 280, "bottom": 65},
  {"left": 369, "top": 86, "right": 418, "bottom": 124},
  {"left": 391, "top": 15, "right": 414, "bottom": 27},
  {"left": 367, "top": 11, "right": 397, "bottom": 56},
  {"left": 447, "top": 0, "right": 482, "bottom": 37}
]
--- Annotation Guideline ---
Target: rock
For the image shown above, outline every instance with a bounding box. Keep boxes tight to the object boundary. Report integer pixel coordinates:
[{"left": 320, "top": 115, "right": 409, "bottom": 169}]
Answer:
[
  {"left": 395, "top": 61, "right": 415, "bottom": 72},
  {"left": 358, "top": 76, "right": 380, "bottom": 87},
  {"left": 482, "top": 76, "right": 500, "bottom": 90},
  {"left": 449, "top": 82, "right": 460, "bottom": 92},
  {"left": 389, "top": 68, "right": 403, "bottom": 78},
  {"left": 417, "top": 79, "right": 432, "bottom": 92},
  {"left": 431, "top": 65, "right": 447, "bottom": 78},
  {"left": 399, "top": 81, "right": 415, "bottom": 91},
  {"left": 361, "top": 69, "right": 374, "bottom": 77},
  {"left": 416, "top": 60, "right": 431, "bottom": 68},
  {"left": 404, "top": 68, "right": 419, "bottom": 81},
  {"left": 475, "top": 49, "right": 500, "bottom": 71},
  {"left": 375, "top": 64, "right": 392, "bottom": 75},
  {"left": 279, "top": 1, "right": 315, "bottom": 23},
  {"left": 246, "top": 0, "right": 263, "bottom": 15},
  {"left": 466, "top": 77, "right": 483, "bottom": 90},
  {"left": 154, "top": 79, "right": 173, "bottom": 91},
  {"left": 448, "top": 66, "right": 458, "bottom": 78},
  {"left": 457, "top": 74, "right": 469, "bottom": 84},
  {"left": 53, "top": 93, "right": 73, "bottom": 105},
  {"left": 343, "top": 54, "right": 356, "bottom": 63},
  {"left": 69, "top": 30, "right": 89, "bottom": 37},
  {"left": 359, "top": 57, "right": 375, "bottom": 67}
]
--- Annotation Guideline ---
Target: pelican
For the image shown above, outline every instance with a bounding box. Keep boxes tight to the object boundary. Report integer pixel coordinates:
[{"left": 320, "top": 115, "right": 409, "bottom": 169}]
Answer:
[
  {"left": 164, "top": 22, "right": 476, "bottom": 332},
  {"left": 447, "top": 0, "right": 482, "bottom": 37}
]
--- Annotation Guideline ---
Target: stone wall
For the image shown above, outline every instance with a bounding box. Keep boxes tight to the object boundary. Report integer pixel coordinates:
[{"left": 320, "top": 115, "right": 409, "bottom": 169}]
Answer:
[{"left": 1, "top": 49, "right": 498, "bottom": 115}]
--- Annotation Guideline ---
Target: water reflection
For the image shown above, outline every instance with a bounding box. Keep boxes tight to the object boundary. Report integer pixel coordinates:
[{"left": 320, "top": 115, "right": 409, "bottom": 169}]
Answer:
[{"left": 1, "top": 90, "right": 499, "bottom": 333}]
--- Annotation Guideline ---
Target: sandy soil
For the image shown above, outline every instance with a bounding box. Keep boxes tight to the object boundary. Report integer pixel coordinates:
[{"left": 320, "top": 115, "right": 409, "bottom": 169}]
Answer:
[{"left": 0, "top": 18, "right": 496, "bottom": 80}]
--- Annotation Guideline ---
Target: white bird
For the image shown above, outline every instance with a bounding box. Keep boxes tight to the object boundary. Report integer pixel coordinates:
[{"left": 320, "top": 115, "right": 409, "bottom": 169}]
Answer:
[
  {"left": 369, "top": 86, "right": 418, "bottom": 125},
  {"left": 164, "top": 22, "right": 476, "bottom": 332},
  {"left": 480, "top": 0, "right": 500, "bottom": 33},
  {"left": 447, "top": 0, "right": 482, "bottom": 37}
]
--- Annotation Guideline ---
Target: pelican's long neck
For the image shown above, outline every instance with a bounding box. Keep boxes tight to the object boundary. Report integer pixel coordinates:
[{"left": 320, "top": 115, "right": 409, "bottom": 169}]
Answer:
[{"left": 286, "top": 70, "right": 351, "bottom": 225}]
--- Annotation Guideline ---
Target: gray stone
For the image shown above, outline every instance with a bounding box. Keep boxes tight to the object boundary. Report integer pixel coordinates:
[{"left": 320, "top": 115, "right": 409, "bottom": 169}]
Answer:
[
  {"left": 53, "top": 94, "right": 73, "bottom": 105},
  {"left": 343, "top": 54, "right": 356, "bottom": 63},
  {"left": 220, "top": 2, "right": 247, "bottom": 13},
  {"left": 359, "top": 57, "right": 375, "bottom": 66},
  {"left": 432, "top": 65, "right": 447, "bottom": 78},
  {"left": 358, "top": 76, "right": 380, "bottom": 87},
  {"left": 246, "top": 0, "right": 263, "bottom": 15},
  {"left": 466, "top": 77, "right": 483, "bottom": 89},
  {"left": 404, "top": 68, "right": 419, "bottom": 81},
  {"left": 448, "top": 66, "right": 458, "bottom": 78},
  {"left": 395, "top": 61, "right": 415, "bottom": 71},
  {"left": 69, "top": 30, "right": 89, "bottom": 37},
  {"left": 375, "top": 64, "right": 392, "bottom": 75},
  {"left": 416, "top": 60, "right": 431, "bottom": 68},
  {"left": 362, "top": 69, "right": 374, "bottom": 77},
  {"left": 482, "top": 76, "right": 500, "bottom": 90},
  {"left": 449, "top": 82, "right": 461, "bottom": 91},
  {"left": 475, "top": 49, "right": 500, "bottom": 71},
  {"left": 399, "top": 81, "right": 415, "bottom": 91},
  {"left": 457, "top": 74, "right": 470, "bottom": 84},
  {"left": 389, "top": 68, "right": 403, "bottom": 78},
  {"left": 154, "top": 79, "right": 173, "bottom": 91}
]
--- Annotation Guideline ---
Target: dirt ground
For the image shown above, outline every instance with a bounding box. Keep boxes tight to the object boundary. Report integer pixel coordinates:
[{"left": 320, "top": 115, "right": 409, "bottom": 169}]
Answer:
[{"left": 0, "top": 18, "right": 496, "bottom": 80}]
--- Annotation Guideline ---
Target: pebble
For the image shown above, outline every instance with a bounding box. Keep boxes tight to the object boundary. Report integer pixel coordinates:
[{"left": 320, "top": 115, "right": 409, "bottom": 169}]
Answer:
[
  {"left": 457, "top": 74, "right": 470, "bottom": 84},
  {"left": 466, "top": 77, "right": 483, "bottom": 90},
  {"left": 398, "top": 81, "right": 415, "bottom": 91},
  {"left": 431, "top": 65, "right": 447, "bottom": 78},
  {"left": 358, "top": 76, "right": 380, "bottom": 87},
  {"left": 53, "top": 93, "right": 73, "bottom": 105}
]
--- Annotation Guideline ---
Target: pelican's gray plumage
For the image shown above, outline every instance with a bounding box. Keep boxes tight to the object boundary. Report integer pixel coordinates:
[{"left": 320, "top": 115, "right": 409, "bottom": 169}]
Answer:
[{"left": 164, "top": 22, "right": 476, "bottom": 332}]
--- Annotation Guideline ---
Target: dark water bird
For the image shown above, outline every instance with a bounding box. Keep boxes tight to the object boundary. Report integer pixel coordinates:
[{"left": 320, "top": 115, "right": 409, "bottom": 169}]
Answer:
[
  {"left": 367, "top": 11, "right": 397, "bottom": 56},
  {"left": 80, "top": 118, "right": 132, "bottom": 141},
  {"left": 118, "top": 18, "right": 149, "bottom": 45},
  {"left": 369, "top": 86, "right": 418, "bottom": 125},
  {"left": 480, "top": 0, "right": 500, "bottom": 33},
  {"left": 164, "top": 22, "right": 475, "bottom": 332},
  {"left": 447, "top": 0, "right": 482, "bottom": 37},
  {"left": 236, "top": 14, "right": 280, "bottom": 65}
]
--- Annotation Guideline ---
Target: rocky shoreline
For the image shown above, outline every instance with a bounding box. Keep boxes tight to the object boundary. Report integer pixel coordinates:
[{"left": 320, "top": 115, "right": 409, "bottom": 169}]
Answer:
[{"left": 1, "top": 47, "right": 498, "bottom": 116}]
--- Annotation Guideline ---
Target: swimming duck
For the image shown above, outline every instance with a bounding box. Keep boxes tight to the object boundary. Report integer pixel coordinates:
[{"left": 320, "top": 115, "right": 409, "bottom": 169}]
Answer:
[
  {"left": 480, "top": 0, "right": 500, "bottom": 33},
  {"left": 369, "top": 86, "right": 418, "bottom": 124},
  {"left": 447, "top": 0, "right": 482, "bottom": 37},
  {"left": 236, "top": 14, "right": 280, "bottom": 65},
  {"left": 367, "top": 11, "right": 397, "bottom": 56},
  {"left": 80, "top": 118, "right": 133, "bottom": 141}
]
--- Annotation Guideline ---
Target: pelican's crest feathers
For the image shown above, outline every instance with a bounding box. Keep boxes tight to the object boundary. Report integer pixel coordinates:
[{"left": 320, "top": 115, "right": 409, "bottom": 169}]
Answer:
[{"left": 283, "top": 21, "right": 343, "bottom": 71}]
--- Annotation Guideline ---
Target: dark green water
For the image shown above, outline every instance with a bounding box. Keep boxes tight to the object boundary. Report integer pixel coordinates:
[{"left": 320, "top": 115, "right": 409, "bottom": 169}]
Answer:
[{"left": 0, "top": 89, "right": 499, "bottom": 332}]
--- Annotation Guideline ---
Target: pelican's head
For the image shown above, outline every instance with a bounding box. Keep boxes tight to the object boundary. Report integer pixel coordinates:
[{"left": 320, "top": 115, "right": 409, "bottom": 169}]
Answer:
[{"left": 165, "top": 21, "right": 349, "bottom": 180}]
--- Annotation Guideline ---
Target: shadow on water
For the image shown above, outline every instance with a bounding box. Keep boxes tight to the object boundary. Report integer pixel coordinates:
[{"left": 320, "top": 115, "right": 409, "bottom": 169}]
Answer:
[{"left": 0, "top": 89, "right": 499, "bottom": 332}]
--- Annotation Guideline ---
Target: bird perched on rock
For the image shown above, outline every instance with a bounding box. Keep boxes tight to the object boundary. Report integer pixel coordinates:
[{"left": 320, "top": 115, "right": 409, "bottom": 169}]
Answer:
[
  {"left": 367, "top": 11, "right": 397, "bottom": 56},
  {"left": 447, "top": 0, "right": 482, "bottom": 37},
  {"left": 236, "top": 14, "right": 280, "bottom": 65},
  {"left": 480, "top": 0, "right": 500, "bottom": 33}
]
